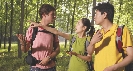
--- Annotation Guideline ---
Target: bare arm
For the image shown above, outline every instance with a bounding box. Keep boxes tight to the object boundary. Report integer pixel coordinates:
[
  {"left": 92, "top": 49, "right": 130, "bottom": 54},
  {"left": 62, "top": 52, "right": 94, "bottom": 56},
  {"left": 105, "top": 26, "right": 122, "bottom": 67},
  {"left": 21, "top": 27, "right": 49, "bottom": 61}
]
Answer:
[
  {"left": 31, "top": 22, "right": 71, "bottom": 40},
  {"left": 43, "top": 26, "right": 70, "bottom": 40},
  {"left": 69, "top": 52, "right": 92, "bottom": 61},
  {"left": 115, "top": 47, "right": 133, "bottom": 69},
  {"left": 76, "top": 54, "right": 92, "bottom": 61},
  {"left": 49, "top": 44, "right": 60, "bottom": 59},
  {"left": 48, "top": 35, "right": 60, "bottom": 59}
]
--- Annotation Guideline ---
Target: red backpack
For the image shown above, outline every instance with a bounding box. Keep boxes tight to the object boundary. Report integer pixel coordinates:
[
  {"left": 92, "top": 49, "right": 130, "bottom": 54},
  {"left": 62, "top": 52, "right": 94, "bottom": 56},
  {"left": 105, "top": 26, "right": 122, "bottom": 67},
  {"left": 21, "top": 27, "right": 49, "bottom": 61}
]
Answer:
[{"left": 116, "top": 25, "right": 133, "bottom": 71}]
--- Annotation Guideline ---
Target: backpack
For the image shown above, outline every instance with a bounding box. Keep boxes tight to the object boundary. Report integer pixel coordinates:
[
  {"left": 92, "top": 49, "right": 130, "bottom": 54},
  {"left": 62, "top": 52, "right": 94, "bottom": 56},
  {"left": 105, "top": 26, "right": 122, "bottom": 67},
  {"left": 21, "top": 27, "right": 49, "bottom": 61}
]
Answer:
[
  {"left": 69, "top": 36, "right": 94, "bottom": 71},
  {"left": 25, "top": 25, "right": 57, "bottom": 66},
  {"left": 116, "top": 25, "right": 133, "bottom": 71}
]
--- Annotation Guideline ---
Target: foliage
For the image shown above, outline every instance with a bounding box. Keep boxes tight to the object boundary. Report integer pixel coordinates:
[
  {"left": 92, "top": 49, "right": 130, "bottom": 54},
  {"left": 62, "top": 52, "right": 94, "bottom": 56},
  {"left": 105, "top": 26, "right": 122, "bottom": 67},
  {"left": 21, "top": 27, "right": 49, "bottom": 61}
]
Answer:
[{"left": 0, "top": 0, "right": 133, "bottom": 39}]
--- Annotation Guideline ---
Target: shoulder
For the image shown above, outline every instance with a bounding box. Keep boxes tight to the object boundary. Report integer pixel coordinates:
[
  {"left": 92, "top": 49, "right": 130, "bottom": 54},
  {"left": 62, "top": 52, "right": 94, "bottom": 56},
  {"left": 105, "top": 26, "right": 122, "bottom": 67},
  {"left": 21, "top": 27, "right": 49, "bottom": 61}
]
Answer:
[
  {"left": 69, "top": 34, "right": 76, "bottom": 39},
  {"left": 117, "top": 25, "right": 130, "bottom": 34}
]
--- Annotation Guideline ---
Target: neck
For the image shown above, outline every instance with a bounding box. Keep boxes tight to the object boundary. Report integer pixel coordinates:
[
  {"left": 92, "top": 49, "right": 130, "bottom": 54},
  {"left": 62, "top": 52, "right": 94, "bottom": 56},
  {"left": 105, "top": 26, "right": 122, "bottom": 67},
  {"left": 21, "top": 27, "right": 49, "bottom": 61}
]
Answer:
[
  {"left": 40, "top": 19, "right": 49, "bottom": 26},
  {"left": 77, "top": 32, "right": 86, "bottom": 38},
  {"left": 101, "top": 20, "right": 113, "bottom": 32}
]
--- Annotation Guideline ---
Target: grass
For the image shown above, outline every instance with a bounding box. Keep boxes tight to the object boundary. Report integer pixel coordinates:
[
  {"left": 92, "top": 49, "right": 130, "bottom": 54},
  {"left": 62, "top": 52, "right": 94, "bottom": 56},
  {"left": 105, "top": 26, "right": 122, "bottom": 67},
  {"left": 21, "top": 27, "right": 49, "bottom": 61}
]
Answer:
[
  {"left": 0, "top": 43, "right": 70, "bottom": 71},
  {"left": 0, "top": 43, "right": 95, "bottom": 71}
]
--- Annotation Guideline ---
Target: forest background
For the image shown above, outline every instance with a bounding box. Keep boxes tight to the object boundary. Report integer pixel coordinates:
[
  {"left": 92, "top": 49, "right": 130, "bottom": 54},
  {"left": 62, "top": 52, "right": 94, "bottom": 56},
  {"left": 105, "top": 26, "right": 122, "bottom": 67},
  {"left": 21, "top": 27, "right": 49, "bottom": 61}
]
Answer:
[{"left": 0, "top": 0, "right": 133, "bottom": 71}]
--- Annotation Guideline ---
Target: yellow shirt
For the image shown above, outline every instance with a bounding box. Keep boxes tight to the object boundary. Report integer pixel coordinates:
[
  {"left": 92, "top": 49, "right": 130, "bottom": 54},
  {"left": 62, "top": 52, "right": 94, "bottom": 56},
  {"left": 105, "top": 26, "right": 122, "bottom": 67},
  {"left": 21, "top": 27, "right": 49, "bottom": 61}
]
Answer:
[{"left": 94, "top": 24, "right": 133, "bottom": 71}]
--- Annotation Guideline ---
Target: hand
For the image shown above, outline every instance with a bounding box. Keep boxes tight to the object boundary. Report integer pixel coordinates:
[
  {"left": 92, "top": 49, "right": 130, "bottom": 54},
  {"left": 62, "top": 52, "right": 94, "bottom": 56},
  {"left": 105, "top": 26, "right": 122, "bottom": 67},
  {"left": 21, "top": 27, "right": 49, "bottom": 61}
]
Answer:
[
  {"left": 70, "top": 51, "right": 78, "bottom": 56},
  {"left": 39, "top": 57, "right": 50, "bottom": 66},
  {"left": 66, "top": 51, "right": 78, "bottom": 56},
  {"left": 90, "top": 30, "right": 103, "bottom": 45},
  {"left": 16, "top": 34, "right": 27, "bottom": 45},
  {"left": 29, "top": 21, "right": 42, "bottom": 27},
  {"left": 103, "top": 64, "right": 118, "bottom": 71}
]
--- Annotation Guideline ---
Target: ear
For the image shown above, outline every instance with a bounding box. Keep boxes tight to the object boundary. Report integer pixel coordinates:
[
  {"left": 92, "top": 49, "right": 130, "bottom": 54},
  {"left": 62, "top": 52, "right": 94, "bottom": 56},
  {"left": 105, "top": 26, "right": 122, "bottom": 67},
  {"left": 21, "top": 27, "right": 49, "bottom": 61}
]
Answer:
[
  {"left": 42, "top": 13, "right": 46, "bottom": 18},
  {"left": 103, "top": 12, "right": 107, "bottom": 19},
  {"left": 83, "top": 26, "right": 87, "bottom": 31}
]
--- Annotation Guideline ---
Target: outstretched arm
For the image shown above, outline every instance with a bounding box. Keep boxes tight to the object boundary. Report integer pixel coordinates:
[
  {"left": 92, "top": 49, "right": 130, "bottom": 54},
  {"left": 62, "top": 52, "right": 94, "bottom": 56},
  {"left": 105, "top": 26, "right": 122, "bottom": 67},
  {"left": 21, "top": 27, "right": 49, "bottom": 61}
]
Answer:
[{"left": 30, "top": 22, "right": 71, "bottom": 40}]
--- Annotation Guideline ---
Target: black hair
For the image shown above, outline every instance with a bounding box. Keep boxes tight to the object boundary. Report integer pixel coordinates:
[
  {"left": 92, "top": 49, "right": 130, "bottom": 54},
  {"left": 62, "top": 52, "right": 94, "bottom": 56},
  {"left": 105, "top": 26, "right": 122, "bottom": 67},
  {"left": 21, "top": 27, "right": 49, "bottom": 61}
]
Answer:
[
  {"left": 39, "top": 4, "right": 56, "bottom": 19},
  {"left": 93, "top": 2, "right": 114, "bottom": 23},
  {"left": 81, "top": 18, "right": 95, "bottom": 37}
]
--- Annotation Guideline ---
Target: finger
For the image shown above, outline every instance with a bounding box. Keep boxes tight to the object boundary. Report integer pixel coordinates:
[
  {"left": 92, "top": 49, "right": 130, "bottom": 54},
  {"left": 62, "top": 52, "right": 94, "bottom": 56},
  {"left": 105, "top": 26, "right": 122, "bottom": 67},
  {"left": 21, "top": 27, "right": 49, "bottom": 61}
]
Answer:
[
  {"left": 39, "top": 62, "right": 42, "bottom": 65},
  {"left": 98, "top": 33, "right": 103, "bottom": 38},
  {"left": 99, "top": 35, "right": 103, "bottom": 39},
  {"left": 23, "top": 35, "right": 25, "bottom": 41},
  {"left": 96, "top": 29, "right": 102, "bottom": 34}
]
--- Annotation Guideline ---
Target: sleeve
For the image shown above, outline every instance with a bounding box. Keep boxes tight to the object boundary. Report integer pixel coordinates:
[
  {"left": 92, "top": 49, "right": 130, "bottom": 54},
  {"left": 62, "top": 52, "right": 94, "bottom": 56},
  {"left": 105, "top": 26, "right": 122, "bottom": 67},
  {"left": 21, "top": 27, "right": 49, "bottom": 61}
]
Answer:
[
  {"left": 122, "top": 26, "right": 133, "bottom": 48},
  {"left": 26, "top": 27, "right": 33, "bottom": 42}
]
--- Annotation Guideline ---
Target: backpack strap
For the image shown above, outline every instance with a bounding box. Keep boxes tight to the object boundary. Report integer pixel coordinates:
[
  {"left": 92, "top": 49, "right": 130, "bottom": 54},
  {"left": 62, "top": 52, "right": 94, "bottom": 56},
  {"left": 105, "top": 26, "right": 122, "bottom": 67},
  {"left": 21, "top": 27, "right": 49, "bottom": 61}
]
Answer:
[
  {"left": 84, "top": 37, "right": 94, "bottom": 71},
  {"left": 69, "top": 36, "right": 76, "bottom": 51},
  {"left": 29, "top": 27, "right": 38, "bottom": 54},
  {"left": 116, "top": 25, "right": 125, "bottom": 58},
  {"left": 84, "top": 38, "right": 90, "bottom": 55},
  {"left": 116, "top": 25, "right": 133, "bottom": 71}
]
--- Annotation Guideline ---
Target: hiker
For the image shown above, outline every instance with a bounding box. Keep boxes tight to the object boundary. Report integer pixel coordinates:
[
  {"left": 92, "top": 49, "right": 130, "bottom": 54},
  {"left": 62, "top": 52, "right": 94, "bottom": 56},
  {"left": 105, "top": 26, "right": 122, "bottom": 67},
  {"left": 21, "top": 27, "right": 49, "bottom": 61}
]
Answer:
[
  {"left": 16, "top": 4, "right": 60, "bottom": 71},
  {"left": 87, "top": 2, "right": 133, "bottom": 71},
  {"left": 30, "top": 18, "right": 95, "bottom": 71}
]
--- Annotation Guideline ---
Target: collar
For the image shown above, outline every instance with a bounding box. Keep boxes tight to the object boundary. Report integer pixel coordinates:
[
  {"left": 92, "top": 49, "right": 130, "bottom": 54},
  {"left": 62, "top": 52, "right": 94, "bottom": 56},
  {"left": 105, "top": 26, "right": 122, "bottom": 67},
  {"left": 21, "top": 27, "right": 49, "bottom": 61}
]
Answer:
[{"left": 101, "top": 24, "right": 118, "bottom": 36}]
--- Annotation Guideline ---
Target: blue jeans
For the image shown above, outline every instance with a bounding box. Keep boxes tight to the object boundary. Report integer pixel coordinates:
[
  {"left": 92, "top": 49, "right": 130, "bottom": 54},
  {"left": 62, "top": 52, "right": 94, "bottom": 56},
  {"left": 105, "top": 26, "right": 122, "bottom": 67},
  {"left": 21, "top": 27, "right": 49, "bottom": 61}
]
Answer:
[{"left": 30, "top": 66, "right": 56, "bottom": 71}]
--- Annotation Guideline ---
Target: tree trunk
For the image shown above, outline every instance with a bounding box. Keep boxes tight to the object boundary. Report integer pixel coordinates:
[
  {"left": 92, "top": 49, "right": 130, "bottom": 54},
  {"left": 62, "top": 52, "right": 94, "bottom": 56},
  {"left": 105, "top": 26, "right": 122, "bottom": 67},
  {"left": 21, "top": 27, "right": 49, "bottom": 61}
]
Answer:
[
  {"left": 65, "top": 15, "right": 70, "bottom": 48},
  {"left": 18, "top": 0, "right": 25, "bottom": 58},
  {"left": 8, "top": 0, "right": 14, "bottom": 52},
  {"left": 0, "top": 22, "right": 2, "bottom": 48},
  {"left": 4, "top": 2, "right": 8, "bottom": 49},
  {"left": 71, "top": 0, "right": 76, "bottom": 34},
  {"left": 64, "top": 0, "right": 69, "bottom": 48},
  {"left": 91, "top": 0, "right": 96, "bottom": 25},
  {"left": 36, "top": 1, "right": 39, "bottom": 22},
  {"left": 53, "top": 0, "right": 57, "bottom": 27},
  {"left": 86, "top": 0, "right": 89, "bottom": 18}
]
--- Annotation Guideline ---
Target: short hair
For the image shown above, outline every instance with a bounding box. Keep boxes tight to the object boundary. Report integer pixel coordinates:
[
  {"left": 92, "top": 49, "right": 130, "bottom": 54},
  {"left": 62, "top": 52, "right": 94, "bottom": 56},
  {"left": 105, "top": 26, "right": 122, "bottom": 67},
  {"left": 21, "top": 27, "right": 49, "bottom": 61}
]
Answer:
[
  {"left": 93, "top": 2, "right": 114, "bottom": 23},
  {"left": 39, "top": 4, "right": 56, "bottom": 19}
]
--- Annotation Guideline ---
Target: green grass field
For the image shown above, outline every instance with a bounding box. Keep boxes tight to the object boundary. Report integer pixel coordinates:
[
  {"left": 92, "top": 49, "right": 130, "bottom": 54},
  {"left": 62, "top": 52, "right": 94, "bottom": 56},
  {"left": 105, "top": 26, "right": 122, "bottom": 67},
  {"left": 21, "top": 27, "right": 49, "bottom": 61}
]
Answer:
[{"left": 0, "top": 43, "right": 70, "bottom": 71}]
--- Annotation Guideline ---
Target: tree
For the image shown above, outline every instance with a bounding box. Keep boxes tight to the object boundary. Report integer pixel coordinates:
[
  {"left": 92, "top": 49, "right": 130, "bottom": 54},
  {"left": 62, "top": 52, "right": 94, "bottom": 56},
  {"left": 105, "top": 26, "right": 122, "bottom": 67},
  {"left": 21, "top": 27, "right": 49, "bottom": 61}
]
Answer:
[
  {"left": 8, "top": 0, "right": 14, "bottom": 52},
  {"left": 18, "top": 0, "right": 25, "bottom": 58}
]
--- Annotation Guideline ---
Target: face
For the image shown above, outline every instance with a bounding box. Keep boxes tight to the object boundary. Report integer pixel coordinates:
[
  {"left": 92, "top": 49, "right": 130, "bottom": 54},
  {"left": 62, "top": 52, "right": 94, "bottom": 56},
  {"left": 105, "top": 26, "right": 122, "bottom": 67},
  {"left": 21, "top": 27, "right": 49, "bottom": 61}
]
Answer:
[
  {"left": 94, "top": 10, "right": 106, "bottom": 25},
  {"left": 43, "top": 11, "right": 56, "bottom": 24},
  {"left": 75, "top": 20, "right": 86, "bottom": 34}
]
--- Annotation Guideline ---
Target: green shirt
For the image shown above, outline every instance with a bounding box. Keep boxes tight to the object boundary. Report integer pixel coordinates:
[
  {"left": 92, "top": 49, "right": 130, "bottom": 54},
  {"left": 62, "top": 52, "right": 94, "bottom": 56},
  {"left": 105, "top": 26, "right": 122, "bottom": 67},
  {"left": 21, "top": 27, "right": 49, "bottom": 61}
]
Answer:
[{"left": 68, "top": 35, "right": 91, "bottom": 71}]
